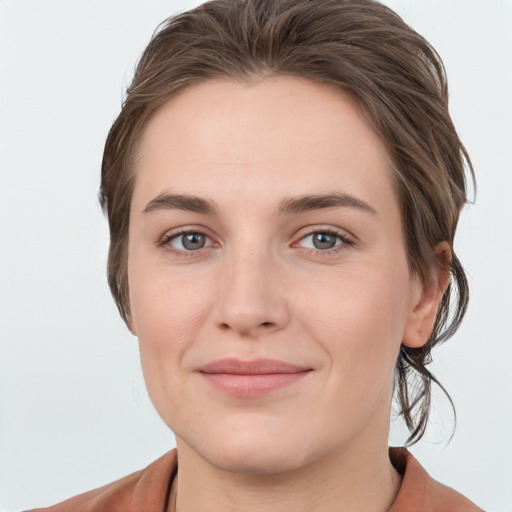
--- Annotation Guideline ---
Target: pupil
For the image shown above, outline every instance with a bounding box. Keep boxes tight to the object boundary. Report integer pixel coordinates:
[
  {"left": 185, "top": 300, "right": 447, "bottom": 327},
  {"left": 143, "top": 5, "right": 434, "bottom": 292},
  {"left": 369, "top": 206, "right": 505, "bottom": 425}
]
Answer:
[
  {"left": 313, "top": 233, "right": 336, "bottom": 250},
  {"left": 182, "top": 233, "right": 205, "bottom": 250}
]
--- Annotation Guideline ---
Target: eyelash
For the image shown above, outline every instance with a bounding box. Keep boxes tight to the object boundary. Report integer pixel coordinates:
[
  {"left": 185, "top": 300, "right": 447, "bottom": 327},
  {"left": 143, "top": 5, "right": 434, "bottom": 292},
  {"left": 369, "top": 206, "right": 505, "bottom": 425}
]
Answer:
[
  {"left": 294, "top": 228, "right": 355, "bottom": 256},
  {"left": 159, "top": 228, "right": 214, "bottom": 258},
  {"left": 159, "top": 228, "right": 355, "bottom": 257}
]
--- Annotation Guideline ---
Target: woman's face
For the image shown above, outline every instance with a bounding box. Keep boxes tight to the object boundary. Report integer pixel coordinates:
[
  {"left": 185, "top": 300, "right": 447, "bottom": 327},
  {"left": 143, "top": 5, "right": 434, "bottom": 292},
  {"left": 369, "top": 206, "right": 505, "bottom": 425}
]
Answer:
[{"left": 127, "top": 76, "right": 432, "bottom": 474}]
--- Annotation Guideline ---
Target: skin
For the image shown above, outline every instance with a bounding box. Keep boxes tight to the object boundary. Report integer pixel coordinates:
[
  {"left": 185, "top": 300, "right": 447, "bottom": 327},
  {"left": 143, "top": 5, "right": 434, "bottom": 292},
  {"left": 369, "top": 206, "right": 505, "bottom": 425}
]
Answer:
[{"left": 127, "top": 76, "right": 448, "bottom": 512}]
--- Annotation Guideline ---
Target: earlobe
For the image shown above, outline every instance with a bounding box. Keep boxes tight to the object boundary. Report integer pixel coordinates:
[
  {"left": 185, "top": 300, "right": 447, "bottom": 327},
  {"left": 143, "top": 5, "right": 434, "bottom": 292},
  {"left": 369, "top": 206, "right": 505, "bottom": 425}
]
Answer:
[
  {"left": 127, "top": 315, "right": 137, "bottom": 337},
  {"left": 402, "top": 242, "right": 451, "bottom": 348}
]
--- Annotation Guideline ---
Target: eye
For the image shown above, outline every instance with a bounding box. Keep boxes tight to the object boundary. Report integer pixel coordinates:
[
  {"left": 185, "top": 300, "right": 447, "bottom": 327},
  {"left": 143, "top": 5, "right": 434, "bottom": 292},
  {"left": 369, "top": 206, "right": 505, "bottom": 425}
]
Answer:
[
  {"left": 166, "top": 231, "right": 214, "bottom": 252},
  {"left": 297, "top": 231, "right": 348, "bottom": 251}
]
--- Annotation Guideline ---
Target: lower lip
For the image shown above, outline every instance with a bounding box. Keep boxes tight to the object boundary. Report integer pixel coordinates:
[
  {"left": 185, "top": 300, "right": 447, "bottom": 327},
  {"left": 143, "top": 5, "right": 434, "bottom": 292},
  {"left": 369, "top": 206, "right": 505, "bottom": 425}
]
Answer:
[{"left": 200, "top": 372, "right": 311, "bottom": 397}]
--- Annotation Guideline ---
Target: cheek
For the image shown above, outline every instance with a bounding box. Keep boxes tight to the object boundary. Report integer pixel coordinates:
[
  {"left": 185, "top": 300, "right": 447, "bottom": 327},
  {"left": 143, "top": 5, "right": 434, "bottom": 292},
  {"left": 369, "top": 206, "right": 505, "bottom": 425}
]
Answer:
[
  {"left": 298, "top": 265, "right": 410, "bottom": 385},
  {"left": 129, "top": 247, "right": 211, "bottom": 338},
  {"left": 128, "top": 257, "right": 213, "bottom": 396}
]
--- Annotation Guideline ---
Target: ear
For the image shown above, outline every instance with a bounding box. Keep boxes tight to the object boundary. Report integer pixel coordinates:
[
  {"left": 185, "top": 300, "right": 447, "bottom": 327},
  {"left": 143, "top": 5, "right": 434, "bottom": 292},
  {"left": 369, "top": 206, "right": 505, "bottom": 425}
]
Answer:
[
  {"left": 127, "top": 314, "right": 138, "bottom": 337},
  {"left": 402, "top": 242, "right": 451, "bottom": 348},
  {"left": 125, "top": 286, "right": 137, "bottom": 336}
]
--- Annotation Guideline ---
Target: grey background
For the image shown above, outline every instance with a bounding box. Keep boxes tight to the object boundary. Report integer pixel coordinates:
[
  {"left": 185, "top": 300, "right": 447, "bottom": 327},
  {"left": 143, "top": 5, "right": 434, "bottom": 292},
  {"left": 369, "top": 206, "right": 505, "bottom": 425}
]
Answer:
[{"left": 1, "top": 1, "right": 511, "bottom": 510}]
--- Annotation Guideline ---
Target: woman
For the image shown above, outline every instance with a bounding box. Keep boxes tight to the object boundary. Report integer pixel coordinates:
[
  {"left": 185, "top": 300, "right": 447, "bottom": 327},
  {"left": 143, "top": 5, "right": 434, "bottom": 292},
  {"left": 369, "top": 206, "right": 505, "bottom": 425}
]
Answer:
[{"left": 27, "top": 0, "right": 483, "bottom": 510}]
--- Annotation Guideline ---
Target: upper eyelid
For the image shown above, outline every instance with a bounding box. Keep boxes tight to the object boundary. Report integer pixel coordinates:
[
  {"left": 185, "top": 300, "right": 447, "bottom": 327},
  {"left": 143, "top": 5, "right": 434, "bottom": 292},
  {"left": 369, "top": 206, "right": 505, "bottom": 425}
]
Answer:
[
  {"left": 294, "top": 225, "right": 355, "bottom": 242},
  {"left": 160, "top": 229, "right": 217, "bottom": 257},
  {"left": 300, "top": 231, "right": 346, "bottom": 241},
  {"left": 158, "top": 225, "right": 355, "bottom": 247},
  {"left": 159, "top": 226, "right": 213, "bottom": 244}
]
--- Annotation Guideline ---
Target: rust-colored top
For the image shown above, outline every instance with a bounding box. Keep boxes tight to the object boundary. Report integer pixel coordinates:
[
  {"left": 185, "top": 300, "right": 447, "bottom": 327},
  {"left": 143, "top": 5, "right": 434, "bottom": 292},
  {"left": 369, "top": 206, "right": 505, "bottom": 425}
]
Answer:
[{"left": 27, "top": 448, "right": 483, "bottom": 512}]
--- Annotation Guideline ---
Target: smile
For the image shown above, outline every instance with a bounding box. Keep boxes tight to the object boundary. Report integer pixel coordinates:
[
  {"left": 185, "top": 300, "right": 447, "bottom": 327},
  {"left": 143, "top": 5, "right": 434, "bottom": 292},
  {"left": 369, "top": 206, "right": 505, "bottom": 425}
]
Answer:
[{"left": 198, "top": 358, "right": 313, "bottom": 397}]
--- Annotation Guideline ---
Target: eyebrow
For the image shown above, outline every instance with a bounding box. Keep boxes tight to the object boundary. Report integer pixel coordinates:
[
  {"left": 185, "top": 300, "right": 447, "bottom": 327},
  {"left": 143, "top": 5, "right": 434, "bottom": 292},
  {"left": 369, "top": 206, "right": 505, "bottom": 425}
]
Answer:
[
  {"left": 278, "top": 192, "right": 377, "bottom": 215},
  {"left": 142, "top": 191, "right": 377, "bottom": 216},
  {"left": 143, "top": 193, "right": 216, "bottom": 215}
]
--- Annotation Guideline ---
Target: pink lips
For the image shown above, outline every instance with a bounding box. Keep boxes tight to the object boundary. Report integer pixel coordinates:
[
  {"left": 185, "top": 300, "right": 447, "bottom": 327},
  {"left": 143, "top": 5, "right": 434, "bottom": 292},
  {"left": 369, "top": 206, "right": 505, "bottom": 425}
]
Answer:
[{"left": 198, "top": 358, "right": 312, "bottom": 397}]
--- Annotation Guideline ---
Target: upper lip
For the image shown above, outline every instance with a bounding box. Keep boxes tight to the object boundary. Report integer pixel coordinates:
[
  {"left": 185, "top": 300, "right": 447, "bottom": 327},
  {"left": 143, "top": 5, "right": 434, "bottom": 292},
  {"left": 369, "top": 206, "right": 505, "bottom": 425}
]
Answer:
[{"left": 198, "top": 358, "right": 312, "bottom": 375}]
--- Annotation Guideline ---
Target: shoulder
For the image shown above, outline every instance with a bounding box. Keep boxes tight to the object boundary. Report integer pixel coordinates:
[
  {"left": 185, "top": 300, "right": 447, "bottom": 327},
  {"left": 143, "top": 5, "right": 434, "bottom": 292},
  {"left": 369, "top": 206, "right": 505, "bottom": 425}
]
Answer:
[
  {"left": 25, "top": 449, "right": 177, "bottom": 512},
  {"left": 389, "top": 447, "right": 484, "bottom": 512}
]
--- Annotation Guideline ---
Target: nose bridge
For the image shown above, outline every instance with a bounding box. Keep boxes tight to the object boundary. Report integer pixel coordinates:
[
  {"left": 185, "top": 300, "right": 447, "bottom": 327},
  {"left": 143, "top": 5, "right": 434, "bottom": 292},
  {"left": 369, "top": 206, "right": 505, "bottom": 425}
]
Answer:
[{"left": 213, "top": 238, "right": 288, "bottom": 335}]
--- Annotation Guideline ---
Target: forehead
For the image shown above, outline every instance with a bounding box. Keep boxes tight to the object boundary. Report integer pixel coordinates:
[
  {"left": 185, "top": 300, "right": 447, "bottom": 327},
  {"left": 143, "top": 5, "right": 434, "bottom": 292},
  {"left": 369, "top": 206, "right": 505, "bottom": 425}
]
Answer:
[{"left": 132, "top": 76, "right": 397, "bottom": 217}]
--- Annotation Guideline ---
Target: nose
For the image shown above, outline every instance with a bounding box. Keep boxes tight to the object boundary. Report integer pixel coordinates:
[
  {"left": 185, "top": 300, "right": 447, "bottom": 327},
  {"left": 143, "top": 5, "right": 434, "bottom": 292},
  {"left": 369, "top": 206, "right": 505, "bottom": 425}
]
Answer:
[{"left": 212, "top": 246, "right": 290, "bottom": 337}]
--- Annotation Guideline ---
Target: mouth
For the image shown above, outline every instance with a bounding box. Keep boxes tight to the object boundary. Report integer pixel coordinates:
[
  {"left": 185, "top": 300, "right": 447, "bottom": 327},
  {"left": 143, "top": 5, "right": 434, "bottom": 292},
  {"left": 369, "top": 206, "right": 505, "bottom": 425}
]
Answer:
[{"left": 197, "top": 358, "right": 313, "bottom": 397}]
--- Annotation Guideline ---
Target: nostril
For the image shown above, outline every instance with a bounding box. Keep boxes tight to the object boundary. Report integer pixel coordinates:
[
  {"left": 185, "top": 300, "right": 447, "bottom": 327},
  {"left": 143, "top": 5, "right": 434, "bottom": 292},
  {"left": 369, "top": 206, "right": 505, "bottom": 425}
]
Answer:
[{"left": 218, "top": 320, "right": 275, "bottom": 333}]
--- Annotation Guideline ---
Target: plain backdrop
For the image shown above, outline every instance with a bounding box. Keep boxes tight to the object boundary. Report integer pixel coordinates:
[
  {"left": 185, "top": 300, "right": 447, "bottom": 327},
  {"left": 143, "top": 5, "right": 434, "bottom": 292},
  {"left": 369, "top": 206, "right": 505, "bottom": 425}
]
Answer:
[{"left": 0, "top": 1, "right": 511, "bottom": 510}]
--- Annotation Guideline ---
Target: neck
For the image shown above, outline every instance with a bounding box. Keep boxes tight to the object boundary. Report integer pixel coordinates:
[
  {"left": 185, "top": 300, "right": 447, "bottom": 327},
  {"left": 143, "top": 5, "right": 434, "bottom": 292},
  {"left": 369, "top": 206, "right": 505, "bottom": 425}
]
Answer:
[{"left": 171, "top": 422, "right": 402, "bottom": 512}]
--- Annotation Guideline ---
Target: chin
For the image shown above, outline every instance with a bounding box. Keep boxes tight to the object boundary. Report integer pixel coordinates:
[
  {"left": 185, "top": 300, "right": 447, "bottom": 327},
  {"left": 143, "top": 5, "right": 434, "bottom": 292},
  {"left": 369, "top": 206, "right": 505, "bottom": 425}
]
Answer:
[
  {"left": 209, "top": 444, "right": 306, "bottom": 475},
  {"left": 179, "top": 422, "right": 316, "bottom": 475}
]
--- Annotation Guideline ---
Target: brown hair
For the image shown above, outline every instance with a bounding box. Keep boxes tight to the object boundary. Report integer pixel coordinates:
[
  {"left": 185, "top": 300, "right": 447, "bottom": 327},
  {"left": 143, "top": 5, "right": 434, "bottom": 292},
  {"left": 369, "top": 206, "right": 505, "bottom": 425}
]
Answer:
[{"left": 100, "top": 0, "right": 474, "bottom": 444}]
